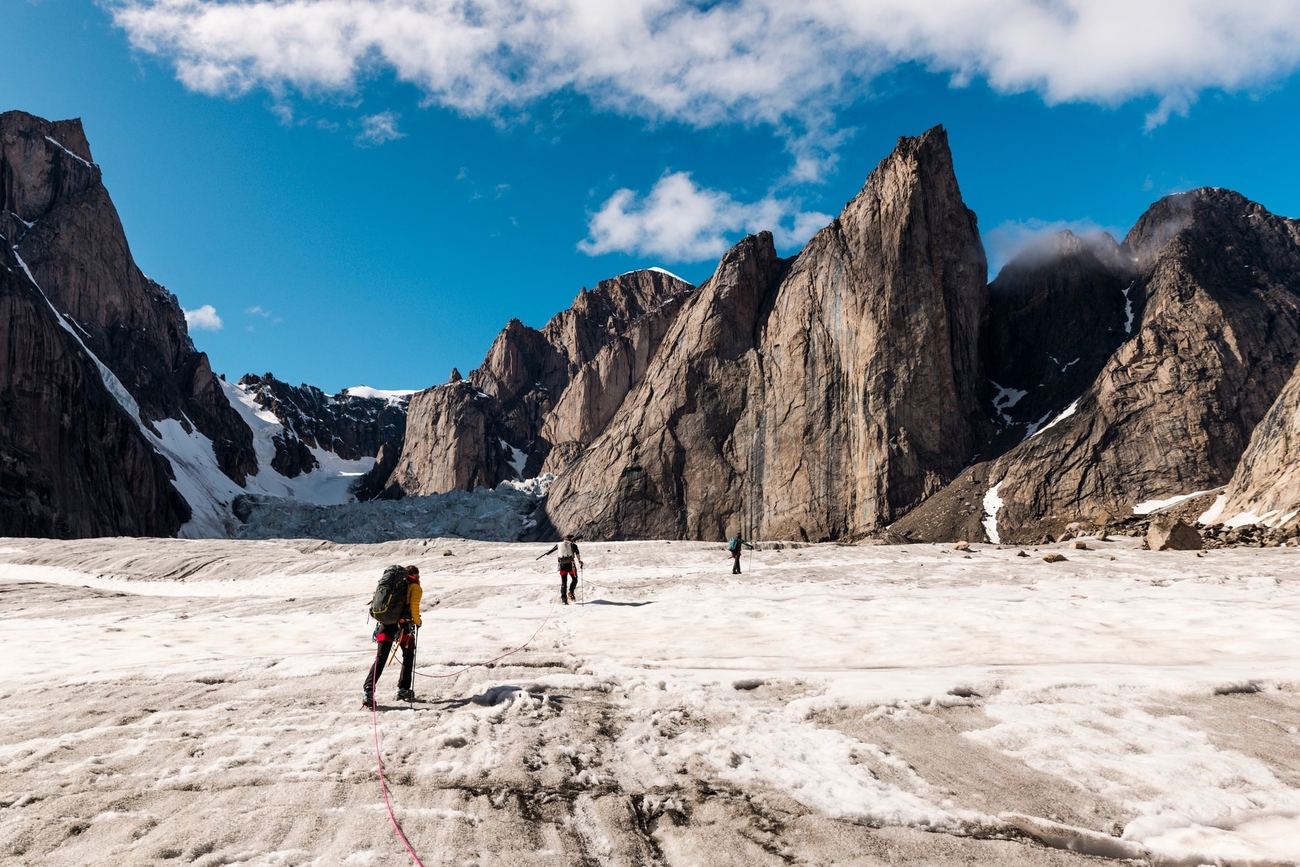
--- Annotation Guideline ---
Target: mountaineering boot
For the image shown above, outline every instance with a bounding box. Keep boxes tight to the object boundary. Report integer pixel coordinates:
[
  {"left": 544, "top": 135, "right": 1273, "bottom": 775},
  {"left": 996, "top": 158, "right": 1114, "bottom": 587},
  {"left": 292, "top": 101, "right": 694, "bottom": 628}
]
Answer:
[
  {"left": 396, "top": 688, "right": 416, "bottom": 702},
  {"left": 568, "top": 591, "right": 576, "bottom": 602},
  {"left": 362, "top": 689, "right": 374, "bottom": 709}
]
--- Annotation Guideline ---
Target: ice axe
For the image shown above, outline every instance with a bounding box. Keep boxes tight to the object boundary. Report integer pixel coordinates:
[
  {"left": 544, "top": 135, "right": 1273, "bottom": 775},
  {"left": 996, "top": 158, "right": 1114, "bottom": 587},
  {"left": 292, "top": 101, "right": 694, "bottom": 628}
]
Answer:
[{"left": 535, "top": 544, "right": 559, "bottom": 561}]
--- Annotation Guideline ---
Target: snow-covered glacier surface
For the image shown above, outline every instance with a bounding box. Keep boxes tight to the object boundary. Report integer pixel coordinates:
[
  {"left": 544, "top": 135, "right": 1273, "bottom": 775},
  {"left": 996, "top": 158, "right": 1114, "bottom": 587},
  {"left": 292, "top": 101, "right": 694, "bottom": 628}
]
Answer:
[{"left": 1, "top": 537, "right": 1298, "bottom": 866}]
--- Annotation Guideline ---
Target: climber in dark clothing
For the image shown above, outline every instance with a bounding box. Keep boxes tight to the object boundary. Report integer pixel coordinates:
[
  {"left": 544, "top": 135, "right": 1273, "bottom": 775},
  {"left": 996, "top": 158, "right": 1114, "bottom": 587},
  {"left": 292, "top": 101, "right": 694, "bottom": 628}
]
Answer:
[{"left": 728, "top": 537, "right": 754, "bottom": 574}]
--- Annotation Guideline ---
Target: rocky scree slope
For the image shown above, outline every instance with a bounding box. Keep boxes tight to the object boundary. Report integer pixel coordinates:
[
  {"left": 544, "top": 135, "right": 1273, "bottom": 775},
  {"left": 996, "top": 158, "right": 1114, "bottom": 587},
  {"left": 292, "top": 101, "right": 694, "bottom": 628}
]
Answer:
[{"left": 546, "top": 126, "right": 988, "bottom": 541}]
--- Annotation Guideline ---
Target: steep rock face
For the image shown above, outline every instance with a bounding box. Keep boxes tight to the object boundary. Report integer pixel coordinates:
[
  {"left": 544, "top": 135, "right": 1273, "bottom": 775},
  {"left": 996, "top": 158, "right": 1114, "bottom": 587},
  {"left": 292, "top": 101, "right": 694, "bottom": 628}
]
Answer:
[
  {"left": 981, "top": 231, "right": 1135, "bottom": 453},
  {"left": 895, "top": 188, "right": 1300, "bottom": 543},
  {"left": 380, "top": 270, "right": 692, "bottom": 496},
  {"left": 236, "top": 373, "right": 408, "bottom": 475},
  {"left": 1216, "top": 359, "right": 1300, "bottom": 527},
  {"left": 546, "top": 126, "right": 987, "bottom": 540},
  {"left": 752, "top": 127, "right": 986, "bottom": 539},
  {"left": 1, "top": 111, "right": 256, "bottom": 491},
  {"left": 469, "top": 269, "right": 693, "bottom": 474},
  {"left": 543, "top": 234, "right": 788, "bottom": 539},
  {"left": 0, "top": 245, "right": 189, "bottom": 536},
  {"left": 384, "top": 382, "right": 507, "bottom": 496},
  {"left": 538, "top": 291, "right": 688, "bottom": 472}
]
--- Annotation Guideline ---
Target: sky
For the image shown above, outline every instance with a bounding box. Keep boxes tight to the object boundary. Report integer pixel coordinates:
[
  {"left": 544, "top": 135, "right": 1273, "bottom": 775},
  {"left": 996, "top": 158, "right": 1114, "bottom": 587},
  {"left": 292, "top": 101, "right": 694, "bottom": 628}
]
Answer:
[{"left": 5, "top": 1, "right": 1300, "bottom": 394}]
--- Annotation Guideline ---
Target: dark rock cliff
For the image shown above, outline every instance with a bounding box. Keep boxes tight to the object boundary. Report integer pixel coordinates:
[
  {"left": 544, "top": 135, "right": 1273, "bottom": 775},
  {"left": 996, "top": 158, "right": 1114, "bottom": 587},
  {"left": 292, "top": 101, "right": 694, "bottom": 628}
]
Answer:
[
  {"left": 0, "top": 110, "right": 257, "bottom": 536},
  {"left": 0, "top": 243, "right": 190, "bottom": 536},
  {"left": 2, "top": 111, "right": 256, "bottom": 487},
  {"left": 894, "top": 188, "right": 1300, "bottom": 543},
  {"left": 236, "top": 373, "right": 408, "bottom": 477}
]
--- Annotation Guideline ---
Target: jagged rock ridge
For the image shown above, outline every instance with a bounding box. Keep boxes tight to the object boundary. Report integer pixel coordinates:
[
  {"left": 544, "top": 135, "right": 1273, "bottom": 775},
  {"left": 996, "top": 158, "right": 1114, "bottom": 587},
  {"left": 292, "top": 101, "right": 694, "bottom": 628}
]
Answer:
[
  {"left": 380, "top": 269, "right": 693, "bottom": 498},
  {"left": 236, "top": 373, "right": 408, "bottom": 478}
]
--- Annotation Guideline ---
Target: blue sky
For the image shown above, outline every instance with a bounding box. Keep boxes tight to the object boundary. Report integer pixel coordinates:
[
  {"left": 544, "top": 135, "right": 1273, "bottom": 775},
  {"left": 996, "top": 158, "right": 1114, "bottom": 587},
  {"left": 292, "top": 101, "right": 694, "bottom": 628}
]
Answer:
[{"left": 6, "top": 0, "right": 1300, "bottom": 393}]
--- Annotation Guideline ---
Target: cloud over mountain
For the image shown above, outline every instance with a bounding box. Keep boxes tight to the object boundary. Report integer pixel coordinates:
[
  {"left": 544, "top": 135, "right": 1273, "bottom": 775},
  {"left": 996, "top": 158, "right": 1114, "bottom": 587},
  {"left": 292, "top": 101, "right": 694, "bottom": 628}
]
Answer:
[
  {"left": 184, "top": 304, "right": 223, "bottom": 331},
  {"left": 579, "top": 172, "right": 830, "bottom": 261},
  {"left": 114, "top": 0, "right": 1300, "bottom": 132}
]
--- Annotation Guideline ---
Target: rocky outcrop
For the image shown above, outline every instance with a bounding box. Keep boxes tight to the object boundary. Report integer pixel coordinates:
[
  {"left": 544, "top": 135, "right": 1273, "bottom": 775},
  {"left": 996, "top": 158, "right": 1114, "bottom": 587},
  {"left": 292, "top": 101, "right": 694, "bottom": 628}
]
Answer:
[
  {"left": 542, "top": 233, "right": 789, "bottom": 539},
  {"left": 470, "top": 269, "right": 693, "bottom": 474},
  {"left": 377, "top": 269, "right": 693, "bottom": 496},
  {"left": 0, "top": 110, "right": 258, "bottom": 537},
  {"left": 1214, "top": 359, "right": 1300, "bottom": 528},
  {"left": 895, "top": 188, "right": 1300, "bottom": 543},
  {"left": 1146, "top": 518, "right": 1203, "bottom": 551},
  {"left": 236, "top": 373, "right": 408, "bottom": 475},
  {"left": 545, "top": 126, "right": 988, "bottom": 540},
  {"left": 383, "top": 381, "right": 509, "bottom": 496},
  {"left": 3, "top": 111, "right": 256, "bottom": 487}
]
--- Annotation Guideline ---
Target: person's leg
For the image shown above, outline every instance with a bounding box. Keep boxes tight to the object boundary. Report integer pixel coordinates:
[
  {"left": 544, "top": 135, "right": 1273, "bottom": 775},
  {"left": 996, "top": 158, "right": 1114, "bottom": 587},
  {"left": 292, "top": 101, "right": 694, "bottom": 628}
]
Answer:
[
  {"left": 364, "top": 636, "right": 394, "bottom": 693},
  {"left": 567, "top": 570, "right": 577, "bottom": 600},
  {"left": 397, "top": 637, "right": 415, "bottom": 693},
  {"left": 560, "top": 571, "right": 569, "bottom": 603},
  {"left": 732, "top": 553, "right": 741, "bottom": 574}
]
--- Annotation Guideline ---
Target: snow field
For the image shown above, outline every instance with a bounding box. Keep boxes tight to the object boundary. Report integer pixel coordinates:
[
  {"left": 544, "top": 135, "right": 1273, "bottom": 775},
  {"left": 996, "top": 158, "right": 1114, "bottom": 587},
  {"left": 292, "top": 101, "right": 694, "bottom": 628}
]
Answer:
[{"left": 1, "top": 538, "right": 1298, "bottom": 865}]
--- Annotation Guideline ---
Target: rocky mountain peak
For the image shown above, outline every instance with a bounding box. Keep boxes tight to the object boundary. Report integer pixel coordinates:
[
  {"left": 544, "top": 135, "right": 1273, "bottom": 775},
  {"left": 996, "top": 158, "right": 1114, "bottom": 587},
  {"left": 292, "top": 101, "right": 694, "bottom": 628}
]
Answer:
[{"left": 544, "top": 126, "right": 986, "bottom": 541}]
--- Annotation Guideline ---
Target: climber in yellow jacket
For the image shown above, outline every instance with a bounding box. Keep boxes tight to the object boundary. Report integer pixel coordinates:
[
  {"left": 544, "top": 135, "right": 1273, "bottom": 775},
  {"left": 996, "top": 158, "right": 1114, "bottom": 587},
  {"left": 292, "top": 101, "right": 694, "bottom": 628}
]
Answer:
[{"left": 363, "top": 565, "right": 422, "bottom": 707}]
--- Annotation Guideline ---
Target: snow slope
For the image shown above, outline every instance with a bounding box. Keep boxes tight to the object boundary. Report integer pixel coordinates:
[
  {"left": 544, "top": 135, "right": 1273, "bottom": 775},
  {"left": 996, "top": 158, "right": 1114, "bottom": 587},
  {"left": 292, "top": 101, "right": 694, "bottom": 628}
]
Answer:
[{"left": 2, "top": 538, "right": 1299, "bottom": 865}]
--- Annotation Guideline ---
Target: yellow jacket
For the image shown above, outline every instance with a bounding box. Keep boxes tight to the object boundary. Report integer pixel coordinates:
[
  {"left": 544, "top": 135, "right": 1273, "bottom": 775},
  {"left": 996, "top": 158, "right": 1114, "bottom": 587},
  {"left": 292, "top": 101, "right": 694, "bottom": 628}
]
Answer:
[{"left": 405, "top": 581, "right": 422, "bottom": 626}]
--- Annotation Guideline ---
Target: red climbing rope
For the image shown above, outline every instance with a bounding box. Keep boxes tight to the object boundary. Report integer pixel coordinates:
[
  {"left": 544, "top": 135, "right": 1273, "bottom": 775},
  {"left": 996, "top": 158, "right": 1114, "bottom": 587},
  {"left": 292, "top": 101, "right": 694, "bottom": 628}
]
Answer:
[
  {"left": 369, "top": 594, "right": 561, "bottom": 865},
  {"left": 371, "top": 695, "right": 425, "bottom": 866},
  {"left": 414, "top": 596, "right": 560, "bottom": 680}
]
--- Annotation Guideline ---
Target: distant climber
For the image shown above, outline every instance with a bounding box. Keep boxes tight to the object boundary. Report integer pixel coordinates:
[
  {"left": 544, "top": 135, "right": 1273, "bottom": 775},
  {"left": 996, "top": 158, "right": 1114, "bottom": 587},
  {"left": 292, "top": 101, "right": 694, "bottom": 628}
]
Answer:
[
  {"left": 363, "top": 564, "right": 422, "bottom": 707},
  {"left": 728, "top": 536, "right": 754, "bottom": 574},
  {"left": 539, "top": 535, "right": 584, "bottom": 604}
]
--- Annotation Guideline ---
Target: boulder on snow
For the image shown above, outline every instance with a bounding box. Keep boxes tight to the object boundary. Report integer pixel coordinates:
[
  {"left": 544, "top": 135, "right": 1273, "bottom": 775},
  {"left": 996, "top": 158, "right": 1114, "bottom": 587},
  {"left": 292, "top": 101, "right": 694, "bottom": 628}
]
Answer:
[
  {"left": 1042, "top": 552, "right": 1068, "bottom": 563},
  {"left": 1146, "top": 518, "right": 1203, "bottom": 551},
  {"left": 1068, "top": 540, "right": 1088, "bottom": 550}
]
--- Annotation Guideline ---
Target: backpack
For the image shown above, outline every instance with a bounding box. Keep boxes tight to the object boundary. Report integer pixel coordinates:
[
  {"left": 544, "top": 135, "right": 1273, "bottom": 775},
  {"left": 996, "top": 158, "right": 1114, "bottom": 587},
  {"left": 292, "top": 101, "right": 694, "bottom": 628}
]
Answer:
[
  {"left": 728, "top": 538, "right": 740, "bottom": 552},
  {"left": 558, "top": 540, "right": 577, "bottom": 570},
  {"left": 370, "top": 564, "right": 409, "bottom": 624}
]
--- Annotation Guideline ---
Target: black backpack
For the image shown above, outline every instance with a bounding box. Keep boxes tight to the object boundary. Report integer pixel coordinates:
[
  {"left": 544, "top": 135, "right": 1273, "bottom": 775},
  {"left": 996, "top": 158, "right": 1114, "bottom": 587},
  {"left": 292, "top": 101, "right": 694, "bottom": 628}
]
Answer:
[{"left": 370, "top": 564, "right": 409, "bottom": 624}]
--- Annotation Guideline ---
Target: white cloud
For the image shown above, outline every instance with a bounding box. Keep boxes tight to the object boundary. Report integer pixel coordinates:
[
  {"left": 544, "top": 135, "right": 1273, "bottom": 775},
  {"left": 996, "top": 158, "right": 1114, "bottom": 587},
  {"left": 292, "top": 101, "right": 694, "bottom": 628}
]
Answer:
[
  {"left": 357, "top": 110, "right": 404, "bottom": 145},
  {"left": 184, "top": 304, "right": 223, "bottom": 331},
  {"left": 983, "top": 218, "right": 1126, "bottom": 274},
  {"left": 113, "top": 0, "right": 1300, "bottom": 138},
  {"left": 579, "top": 172, "right": 832, "bottom": 261},
  {"left": 245, "top": 305, "right": 271, "bottom": 317}
]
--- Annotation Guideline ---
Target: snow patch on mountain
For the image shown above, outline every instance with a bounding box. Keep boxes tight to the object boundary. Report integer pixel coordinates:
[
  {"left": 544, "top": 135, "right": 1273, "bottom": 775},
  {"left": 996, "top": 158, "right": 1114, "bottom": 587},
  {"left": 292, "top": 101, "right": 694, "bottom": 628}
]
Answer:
[
  {"left": 342, "top": 385, "right": 415, "bottom": 405},
  {"left": 982, "top": 482, "right": 1004, "bottom": 544},
  {"left": 1132, "top": 489, "right": 1220, "bottom": 516}
]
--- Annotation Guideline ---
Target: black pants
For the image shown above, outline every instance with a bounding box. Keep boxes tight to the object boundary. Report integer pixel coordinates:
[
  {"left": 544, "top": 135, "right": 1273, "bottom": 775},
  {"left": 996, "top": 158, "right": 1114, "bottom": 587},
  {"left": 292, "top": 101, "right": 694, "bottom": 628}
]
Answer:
[
  {"left": 364, "top": 624, "right": 415, "bottom": 693},
  {"left": 732, "top": 551, "right": 742, "bottom": 574},
  {"left": 560, "top": 569, "right": 578, "bottom": 601}
]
